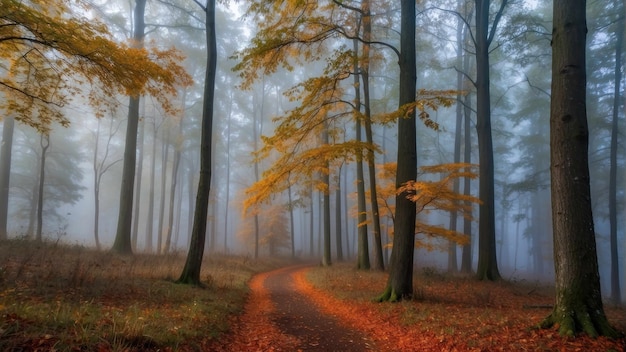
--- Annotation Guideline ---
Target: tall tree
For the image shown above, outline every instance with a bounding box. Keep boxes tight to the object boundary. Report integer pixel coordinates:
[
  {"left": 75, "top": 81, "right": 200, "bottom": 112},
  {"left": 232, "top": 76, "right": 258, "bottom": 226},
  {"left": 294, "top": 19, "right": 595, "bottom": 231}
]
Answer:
[
  {"left": 34, "top": 134, "right": 49, "bottom": 242},
  {"left": 178, "top": 0, "right": 217, "bottom": 285},
  {"left": 131, "top": 113, "right": 145, "bottom": 250},
  {"left": 376, "top": 0, "right": 417, "bottom": 302},
  {"left": 461, "top": 26, "right": 474, "bottom": 274},
  {"left": 144, "top": 118, "right": 160, "bottom": 253},
  {"left": 92, "top": 117, "right": 122, "bottom": 250},
  {"left": 360, "top": 0, "right": 384, "bottom": 271},
  {"left": 112, "top": 0, "right": 147, "bottom": 255},
  {"left": 157, "top": 127, "right": 171, "bottom": 254},
  {"left": 608, "top": 0, "right": 624, "bottom": 304},
  {"left": 164, "top": 114, "right": 184, "bottom": 254},
  {"left": 0, "top": 117, "right": 15, "bottom": 240},
  {"left": 353, "top": 37, "right": 371, "bottom": 270},
  {"left": 474, "top": 0, "right": 507, "bottom": 281},
  {"left": 539, "top": 0, "right": 618, "bottom": 337},
  {"left": 321, "top": 124, "right": 332, "bottom": 266}
]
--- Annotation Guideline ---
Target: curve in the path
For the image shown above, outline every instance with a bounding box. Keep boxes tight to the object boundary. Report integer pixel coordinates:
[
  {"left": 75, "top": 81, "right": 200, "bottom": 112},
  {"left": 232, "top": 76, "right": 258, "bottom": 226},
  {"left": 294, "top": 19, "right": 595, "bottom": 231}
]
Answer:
[{"left": 264, "top": 265, "right": 376, "bottom": 351}]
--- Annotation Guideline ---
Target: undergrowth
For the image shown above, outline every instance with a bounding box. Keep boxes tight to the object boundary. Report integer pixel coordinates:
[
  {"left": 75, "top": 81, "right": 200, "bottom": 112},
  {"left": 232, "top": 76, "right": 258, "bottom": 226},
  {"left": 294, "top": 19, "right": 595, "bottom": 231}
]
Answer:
[{"left": 0, "top": 239, "right": 291, "bottom": 351}]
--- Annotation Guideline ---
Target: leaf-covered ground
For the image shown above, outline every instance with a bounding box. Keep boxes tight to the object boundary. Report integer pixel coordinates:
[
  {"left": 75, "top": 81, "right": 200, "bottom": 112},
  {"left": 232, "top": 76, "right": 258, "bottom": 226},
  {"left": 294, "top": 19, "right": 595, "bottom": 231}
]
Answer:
[
  {"left": 304, "top": 263, "right": 626, "bottom": 351},
  {"left": 1, "top": 240, "right": 625, "bottom": 351}
]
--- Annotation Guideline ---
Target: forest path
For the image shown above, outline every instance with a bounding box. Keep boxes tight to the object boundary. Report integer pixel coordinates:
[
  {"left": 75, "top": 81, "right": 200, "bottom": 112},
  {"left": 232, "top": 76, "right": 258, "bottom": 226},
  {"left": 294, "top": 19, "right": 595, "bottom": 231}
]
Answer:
[{"left": 208, "top": 264, "right": 376, "bottom": 351}]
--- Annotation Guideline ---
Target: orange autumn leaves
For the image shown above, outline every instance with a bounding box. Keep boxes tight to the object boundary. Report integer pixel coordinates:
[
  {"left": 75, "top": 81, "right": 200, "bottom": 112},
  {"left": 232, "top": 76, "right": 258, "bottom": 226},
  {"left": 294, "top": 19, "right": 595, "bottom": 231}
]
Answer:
[{"left": 0, "top": 0, "right": 192, "bottom": 133}]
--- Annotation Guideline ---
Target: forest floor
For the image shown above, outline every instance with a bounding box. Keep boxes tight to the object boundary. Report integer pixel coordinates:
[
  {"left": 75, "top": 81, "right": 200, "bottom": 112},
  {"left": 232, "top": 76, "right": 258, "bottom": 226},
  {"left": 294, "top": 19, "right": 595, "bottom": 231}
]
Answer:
[
  {"left": 207, "top": 262, "right": 626, "bottom": 352},
  {"left": 1, "top": 240, "right": 625, "bottom": 351}
]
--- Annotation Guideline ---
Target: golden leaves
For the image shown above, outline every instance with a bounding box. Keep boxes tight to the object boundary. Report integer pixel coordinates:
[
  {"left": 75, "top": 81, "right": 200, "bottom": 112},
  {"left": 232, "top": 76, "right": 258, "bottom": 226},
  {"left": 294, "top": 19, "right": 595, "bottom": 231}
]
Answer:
[
  {"left": 377, "top": 162, "right": 481, "bottom": 249},
  {"left": 376, "top": 89, "right": 458, "bottom": 130},
  {"left": 0, "top": 0, "right": 192, "bottom": 132}
]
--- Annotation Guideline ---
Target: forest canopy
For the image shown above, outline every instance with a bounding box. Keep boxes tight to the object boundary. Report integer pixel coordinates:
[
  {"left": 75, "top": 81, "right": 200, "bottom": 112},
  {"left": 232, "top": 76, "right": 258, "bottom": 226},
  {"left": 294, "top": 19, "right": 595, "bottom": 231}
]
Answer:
[{"left": 0, "top": 0, "right": 191, "bottom": 133}]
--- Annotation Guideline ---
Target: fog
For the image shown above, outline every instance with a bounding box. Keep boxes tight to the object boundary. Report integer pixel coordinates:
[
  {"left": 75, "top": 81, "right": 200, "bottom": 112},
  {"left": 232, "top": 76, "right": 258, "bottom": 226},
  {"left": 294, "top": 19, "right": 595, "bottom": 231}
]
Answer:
[{"left": 1, "top": 0, "right": 624, "bottom": 302}]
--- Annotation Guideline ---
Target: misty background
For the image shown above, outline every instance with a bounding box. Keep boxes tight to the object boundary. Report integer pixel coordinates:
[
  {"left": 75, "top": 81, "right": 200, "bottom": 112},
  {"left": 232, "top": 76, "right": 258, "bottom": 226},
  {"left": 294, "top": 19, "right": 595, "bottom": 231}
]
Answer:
[{"left": 1, "top": 0, "right": 624, "bottom": 300}]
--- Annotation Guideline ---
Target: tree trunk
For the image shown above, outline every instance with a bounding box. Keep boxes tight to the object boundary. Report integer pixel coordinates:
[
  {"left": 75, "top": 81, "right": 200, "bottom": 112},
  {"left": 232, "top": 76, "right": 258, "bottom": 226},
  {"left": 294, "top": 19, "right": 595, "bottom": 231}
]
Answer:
[
  {"left": 361, "top": 0, "right": 384, "bottom": 272},
  {"left": 132, "top": 112, "right": 145, "bottom": 251},
  {"left": 157, "top": 125, "right": 170, "bottom": 254},
  {"left": 157, "top": 128, "right": 170, "bottom": 254},
  {"left": 377, "top": 0, "right": 417, "bottom": 302},
  {"left": 461, "top": 33, "right": 473, "bottom": 274},
  {"left": 288, "top": 181, "right": 296, "bottom": 258},
  {"left": 335, "top": 166, "right": 343, "bottom": 261},
  {"left": 608, "top": 0, "right": 624, "bottom": 304},
  {"left": 322, "top": 126, "right": 332, "bottom": 267},
  {"left": 353, "top": 37, "right": 370, "bottom": 270},
  {"left": 145, "top": 121, "right": 158, "bottom": 253},
  {"left": 0, "top": 116, "right": 15, "bottom": 240},
  {"left": 35, "top": 134, "right": 49, "bottom": 242},
  {"left": 449, "top": 3, "right": 465, "bottom": 273},
  {"left": 539, "top": 0, "right": 618, "bottom": 337},
  {"left": 474, "top": 0, "right": 502, "bottom": 281},
  {"left": 178, "top": 0, "right": 216, "bottom": 285},
  {"left": 309, "top": 183, "right": 314, "bottom": 257},
  {"left": 343, "top": 164, "right": 351, "bottom": 259},
  {"left": 252, "top": 84, "right": 263, "bottom": 258},
  {"left": 93, "top": 120, "right": 102, "bottom": 250},
  {"left": 164, "top": 123, "right": 182, "bottom": 254},
  {"left": 112, "top": 0, "right": 146, "bottom": 255}
]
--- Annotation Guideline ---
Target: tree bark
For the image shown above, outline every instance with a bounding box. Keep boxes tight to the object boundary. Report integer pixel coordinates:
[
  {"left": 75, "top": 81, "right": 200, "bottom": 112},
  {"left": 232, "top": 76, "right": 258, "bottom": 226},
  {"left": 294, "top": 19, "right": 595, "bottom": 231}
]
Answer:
[
  {"left": 539, "top": 0, "right": 618, "bottom": 337},
  {"left": 449, "top": 2, "right": 465, "bottom": 273},
  {"left": 474, "top": 0, "right": 502, "bottom": 281},
  {"left": 322, "top": 126, "right": 332, "bottom": 267},
  {"left": 112, "top": 0, "right": 146, "bottom": 255},
  {"left": 608, "top": 0, "right": 624, "bottom": 304},
  {"left": 157, "top": 128, "right": 170, "bottom": 254},
  {"left": 376, "top": 0, "right": 417, "bottom": 302},
  {"left": 361, "top": 0, "right": 384, "bottom": 272},
  {"left": 461, "top": 30, "right": 473, "bottom": 274},
  {"left": 178, "top": 0, "right": 216, "bottom": 285},
  {"left": 131, "top": 112, "right": 145, "bottom": 251},
  {"left": 145, "top": 121, "right": 158, "bottom": 253},
  {"left": 0, "top": 116, "right": 15, "bottom": 240},
  {"left": 335, "top": 166, "right": 343, "bottom": 261},
  {"left": 35, "top": 134, "right": 49, "bottom": 242},
  {"left": 353, "top": 36, "right": 370, "bottom": 271},
  {"left": 164, "top": 120, "right": 182, "bottom": 254}
]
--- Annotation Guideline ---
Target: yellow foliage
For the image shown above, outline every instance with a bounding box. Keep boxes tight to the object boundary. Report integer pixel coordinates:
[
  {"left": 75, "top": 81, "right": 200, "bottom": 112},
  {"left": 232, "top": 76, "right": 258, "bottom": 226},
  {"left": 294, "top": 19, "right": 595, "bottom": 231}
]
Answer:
[
  {"left": 376, "top": 89, "right": 458, "bottom": 130},
  {"left": 0, "top": 0, "right": 192, "bottom": 132},
  {"left": 376, "top": 162, "right": 480, "bottom": 250}
]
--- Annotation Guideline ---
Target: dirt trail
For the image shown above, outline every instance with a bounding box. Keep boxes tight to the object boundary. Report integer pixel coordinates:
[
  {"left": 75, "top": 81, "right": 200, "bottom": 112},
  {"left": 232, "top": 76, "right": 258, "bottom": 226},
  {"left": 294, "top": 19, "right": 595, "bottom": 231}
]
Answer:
[
  {"left": 264, "top": 265, "right": 375, "bottom": 351},
  {"left": 207, "top": 265, "right": 375, "bottom": 351}
]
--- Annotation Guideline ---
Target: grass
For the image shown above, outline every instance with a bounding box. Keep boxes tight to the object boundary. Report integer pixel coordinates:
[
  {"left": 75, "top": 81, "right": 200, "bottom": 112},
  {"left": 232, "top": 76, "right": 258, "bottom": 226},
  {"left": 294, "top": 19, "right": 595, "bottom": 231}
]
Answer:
[{"left": 0, "top": 239, "right": 290, "bottom": 351}]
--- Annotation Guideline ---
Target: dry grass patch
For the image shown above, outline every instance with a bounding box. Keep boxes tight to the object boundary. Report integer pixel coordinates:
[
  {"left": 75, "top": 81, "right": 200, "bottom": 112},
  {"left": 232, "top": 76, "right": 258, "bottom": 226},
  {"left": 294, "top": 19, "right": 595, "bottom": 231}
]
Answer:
[{"left": 0, "top": 239, "right": 290, "bottom": 351}]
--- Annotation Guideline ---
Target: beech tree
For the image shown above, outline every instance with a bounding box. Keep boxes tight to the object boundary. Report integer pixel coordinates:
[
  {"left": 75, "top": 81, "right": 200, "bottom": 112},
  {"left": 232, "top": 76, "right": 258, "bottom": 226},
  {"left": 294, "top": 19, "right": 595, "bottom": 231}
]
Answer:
[
  {"left": 0, "top": 117, "right": 14, "bottom": 240},
  {"left": 376, "top": 0, "right": 417, "bottom": 302},
  {"left": 474, "top": 0, "right": 507, "bottom": 281},
  {"left": 539, "top": 0, "right": 618, "bottom": 337},
  {"left": 178, "top": 0, "right": 217, "bottom": 285}
]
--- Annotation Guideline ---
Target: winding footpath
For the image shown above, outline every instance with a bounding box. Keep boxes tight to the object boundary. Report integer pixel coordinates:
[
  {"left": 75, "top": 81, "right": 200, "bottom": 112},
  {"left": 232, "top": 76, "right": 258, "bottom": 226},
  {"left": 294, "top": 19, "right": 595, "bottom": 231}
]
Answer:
[{"left": 207, "top": 265, "right": 376, "bottom": 351}]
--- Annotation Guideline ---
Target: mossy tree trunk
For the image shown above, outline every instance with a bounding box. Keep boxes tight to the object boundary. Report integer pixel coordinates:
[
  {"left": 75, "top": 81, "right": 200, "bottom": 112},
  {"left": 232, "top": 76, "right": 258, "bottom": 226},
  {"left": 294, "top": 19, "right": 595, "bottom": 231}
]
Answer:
[{"left": 539, "top": 0, "right": 619, "bottom": 337}]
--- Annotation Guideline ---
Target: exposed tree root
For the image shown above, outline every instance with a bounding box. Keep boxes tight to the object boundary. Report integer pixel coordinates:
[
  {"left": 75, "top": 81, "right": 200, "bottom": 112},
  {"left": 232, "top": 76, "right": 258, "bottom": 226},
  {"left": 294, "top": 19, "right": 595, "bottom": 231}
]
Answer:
[
  {"left": 539, "top": 306, "right": 621, "bottom": 338},
  {"left": 374, "top": 286, "right": 402, "bottom": 303}
]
